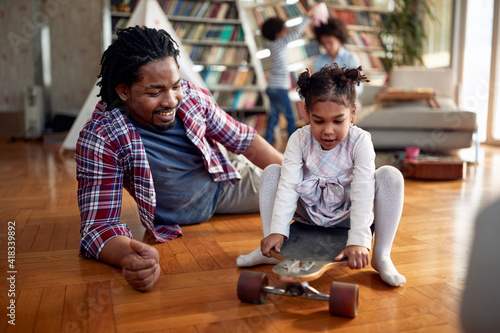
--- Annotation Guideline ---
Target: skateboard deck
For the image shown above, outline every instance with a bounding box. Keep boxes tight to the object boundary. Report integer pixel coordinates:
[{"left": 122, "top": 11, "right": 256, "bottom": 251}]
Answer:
[{"left": 270, "top": 222, "right": 349, "bottom": 282}]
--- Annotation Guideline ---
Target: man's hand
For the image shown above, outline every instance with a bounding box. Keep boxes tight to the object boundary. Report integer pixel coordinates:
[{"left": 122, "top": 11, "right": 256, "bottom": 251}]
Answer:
[
  {"left": 334, "top": 245, "right": 370, "bottom": 269},
  {"left": 100, "top": 236, "right": 161, "bottom": 292},
  {"left": 120, "top": 239, "right": 161, "bottom": 292},
  {"left": 261, "top": 233, "right": 285, "bottom": 257}
]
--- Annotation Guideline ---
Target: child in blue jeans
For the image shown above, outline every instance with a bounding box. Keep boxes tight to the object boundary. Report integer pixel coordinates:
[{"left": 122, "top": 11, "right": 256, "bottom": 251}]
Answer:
[{"left": 261, "top": 9, "right": 313, "bottom": 145}]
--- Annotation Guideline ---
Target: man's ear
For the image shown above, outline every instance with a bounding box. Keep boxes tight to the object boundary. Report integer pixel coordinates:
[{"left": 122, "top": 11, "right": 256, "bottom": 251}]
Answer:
[{"left": 115, "top": 84, "right": 130, "bottom": 101}]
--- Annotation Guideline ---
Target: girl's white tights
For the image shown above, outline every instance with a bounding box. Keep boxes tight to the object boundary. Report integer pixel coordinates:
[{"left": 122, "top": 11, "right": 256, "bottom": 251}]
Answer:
[
  {"left": 236, "top": 164, "right": 281, "bottom": 267},
  {"left": 236, "top": 164, "right": 406, "bottom": 287},
  {"left": 371, "top": 165, "right": 406, "bottom": 287}
]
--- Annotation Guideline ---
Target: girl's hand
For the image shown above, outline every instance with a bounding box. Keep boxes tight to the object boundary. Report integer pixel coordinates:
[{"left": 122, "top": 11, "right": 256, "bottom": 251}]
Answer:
[
  {"left": 261, "top": 234, "right": 285, "bottom": 257},
  {"left": 334, "top": 245, "right": 370, "bottom": 269}
]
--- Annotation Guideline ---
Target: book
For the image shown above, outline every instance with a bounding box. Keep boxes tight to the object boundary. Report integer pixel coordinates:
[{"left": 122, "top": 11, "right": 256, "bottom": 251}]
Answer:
[
  {"left": 172, "top": 0, "right": 185, "bottom": 16},
  {"left": 195, "top": 1, "right": 211, "bottom": 18}
]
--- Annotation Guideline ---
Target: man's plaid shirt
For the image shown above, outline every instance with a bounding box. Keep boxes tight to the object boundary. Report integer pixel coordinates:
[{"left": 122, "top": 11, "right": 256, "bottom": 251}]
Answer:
[{"left": 76, "top": 80, "right": 256, "bottom": 260}]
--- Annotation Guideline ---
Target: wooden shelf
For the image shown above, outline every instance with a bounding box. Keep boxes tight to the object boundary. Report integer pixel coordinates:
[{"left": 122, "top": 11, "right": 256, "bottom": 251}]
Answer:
[
  {"left": 324, "top": 1, "right": 389, "bottom": 73},
  {"left": 163, "top": 0, "right": 270, "bottom": 124}
]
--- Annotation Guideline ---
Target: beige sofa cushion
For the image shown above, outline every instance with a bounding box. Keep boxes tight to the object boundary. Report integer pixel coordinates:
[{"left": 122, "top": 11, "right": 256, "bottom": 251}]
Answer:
[
  {"left": 390, "top": 66, "right": 457, "bottom": 101},
  {"left": 357, "top": 108, "right": 476, "bottom": 131}
]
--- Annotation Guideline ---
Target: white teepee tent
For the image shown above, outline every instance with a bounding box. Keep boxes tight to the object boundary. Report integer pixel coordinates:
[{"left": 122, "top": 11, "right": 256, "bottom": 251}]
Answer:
[{"left": 62, "top": 0, "right": 206, "bottom": 150}]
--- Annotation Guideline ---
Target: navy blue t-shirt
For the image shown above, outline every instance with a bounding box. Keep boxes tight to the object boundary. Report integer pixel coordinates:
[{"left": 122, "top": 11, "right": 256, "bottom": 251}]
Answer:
[{"left": 129, "top": 115, "right": 222, "bottom": 225}]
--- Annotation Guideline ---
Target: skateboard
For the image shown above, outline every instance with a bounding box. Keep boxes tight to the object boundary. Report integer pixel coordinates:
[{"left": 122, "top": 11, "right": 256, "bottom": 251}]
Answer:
[{"left": 237, "top": 222, "right": 359, "bottom": 317}]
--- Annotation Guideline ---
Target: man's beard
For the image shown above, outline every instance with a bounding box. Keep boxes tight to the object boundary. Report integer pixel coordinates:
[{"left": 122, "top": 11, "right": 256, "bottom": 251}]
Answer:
[
  {"left": 152, "top": 103, "right": 179, "bottom": 131},
  {"left": 153, "top": 118, "right": 177, "bottom": 132}
]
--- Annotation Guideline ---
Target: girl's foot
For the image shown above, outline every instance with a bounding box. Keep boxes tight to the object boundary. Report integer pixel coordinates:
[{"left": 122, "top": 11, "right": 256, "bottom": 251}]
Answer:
[
  {"left": 372, "top": 255, "right": 406, "bottom": 287},
  {"left": 236, "top": 247, "right": 279, "bottom": 267}
]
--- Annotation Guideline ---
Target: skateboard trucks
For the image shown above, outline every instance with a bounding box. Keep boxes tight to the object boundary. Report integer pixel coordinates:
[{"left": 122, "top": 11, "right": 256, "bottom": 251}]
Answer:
[{"left": 237, "top": 269, "right": 358, "bottom": 318}]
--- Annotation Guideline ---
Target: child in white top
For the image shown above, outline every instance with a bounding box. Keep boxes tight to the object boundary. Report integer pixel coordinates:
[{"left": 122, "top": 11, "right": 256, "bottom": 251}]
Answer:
[{"left": 237, "top": 64, "right": 406, "bottom": 287}]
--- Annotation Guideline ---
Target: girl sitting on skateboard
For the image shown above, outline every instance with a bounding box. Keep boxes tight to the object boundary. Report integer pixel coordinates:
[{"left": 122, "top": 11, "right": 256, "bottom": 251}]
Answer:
[{"left": 237, "top": 64, "right": 406, "bottom": 287}]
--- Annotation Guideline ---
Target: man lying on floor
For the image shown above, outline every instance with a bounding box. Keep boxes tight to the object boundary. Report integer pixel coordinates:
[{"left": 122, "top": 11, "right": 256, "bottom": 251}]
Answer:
[{"left": 75, "top": 26, "right": 283, "bottom": 292}]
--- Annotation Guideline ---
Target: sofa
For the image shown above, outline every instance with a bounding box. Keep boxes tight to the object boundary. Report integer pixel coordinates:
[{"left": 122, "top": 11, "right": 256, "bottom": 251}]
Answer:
[{"left": 357, "top": 66, "right": 477, "bottom": 155}]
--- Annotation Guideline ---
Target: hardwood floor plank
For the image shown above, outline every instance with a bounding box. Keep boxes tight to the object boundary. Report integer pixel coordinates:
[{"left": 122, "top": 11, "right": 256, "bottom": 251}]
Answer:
[
  {"left": 49, "top": 220, "right": 70, "bottom": 251},
  {"left": 13, "top": 208, "right": 33, "bottom": 231},
  {"left": 6, "top": 288, "right": 43, "bottom": 333},
  {"left": 167, "top": 238, "right": 202, "bottom": 273},
  {"left": 16, "top": 224, "right": 39, "bottom": 253},
  {"left": 153, "top": 327, "right": 195, "bottom": 333},
  {"left": 88, "top": 281, "right": 116, "bottom": 333},
  {"left": 215, "top": 230, "right": 264, "bottom": 257},
  {"left": 410, "top": 285, "right": 463, "bottom": 329},
  {"left": 195, "top": 322, "right": 228, "bottom": 333},
  {"left": 67, "top": 219, "right": 82, "bottom": 250},
  {"left": 197, "top": 235, "right": 237, "bottom": 269},
  {"left": 33, "top": 285, "right": 66, "bottom": 332},
  {"left": 61, "top": 283, "right": 89, "bottom": 333},
  {"left": 115, "top": 300, "right": 280, "bottom": 333},
  {"left": 156, "top": 243, "right": 184, "bottom": 275},
  {"left": 24, "top": 206, "right": 80, "bottom": 225},
  {"left": 112, "top": 269, "right": 240, "bottom": 306},
  {"left": 30, "top": 222, "right": 55, "bottom": 252},
  {"left": 182, "top": 235, "right": 221, "bottom": 271},
  {"left": 112, "top": 282, "right": 236, "bottom": 314}
]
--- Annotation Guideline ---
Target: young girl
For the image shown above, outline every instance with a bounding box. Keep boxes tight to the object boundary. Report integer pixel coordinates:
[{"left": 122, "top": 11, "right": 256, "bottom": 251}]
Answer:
[{"left": 237, "top": 64, "right": 406, "bottom": 287}]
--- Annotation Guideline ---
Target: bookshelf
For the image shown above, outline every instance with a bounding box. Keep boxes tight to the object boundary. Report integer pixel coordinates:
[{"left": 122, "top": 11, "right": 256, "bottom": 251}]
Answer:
[
  {"left": 163, "top": 0, "right": 270, "bottom": 121},
  {"left": 322, "top": 0, "right": 391, "bottom": 83},
  {"left": 240, "top": 0, "right": 320, "bottom": 130},
  {"left": 242, "top": 1, "right": 320, "bottom": 78},
  {"left": 110, "top": 1, "right": 138, "bottom": 40}
]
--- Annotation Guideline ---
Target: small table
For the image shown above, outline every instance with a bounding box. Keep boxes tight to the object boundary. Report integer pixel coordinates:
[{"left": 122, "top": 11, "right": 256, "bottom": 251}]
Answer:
[
  {"left": 376, "top": 87, "right": 440, "bottom": 108},
  {"left": 400, "top": 156, "right": 466, "bottom": 180}
]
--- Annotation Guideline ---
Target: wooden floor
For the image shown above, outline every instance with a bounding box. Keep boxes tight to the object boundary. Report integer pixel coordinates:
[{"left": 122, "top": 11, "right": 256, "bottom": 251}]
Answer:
[{"left": 1, "top": 138, "right": 500, "bottom": 333}]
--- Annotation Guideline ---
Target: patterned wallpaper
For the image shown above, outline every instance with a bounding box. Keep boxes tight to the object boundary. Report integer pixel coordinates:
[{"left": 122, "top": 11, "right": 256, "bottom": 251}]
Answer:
[
  {"left": 0, "top": 0, "right": 36, "bottom": 113},
  {"left": 0, "top": 0, "right": 104, "bottom": 117},
  {"left": 48, "top": 0, "right": 104, "bottom": 116}
]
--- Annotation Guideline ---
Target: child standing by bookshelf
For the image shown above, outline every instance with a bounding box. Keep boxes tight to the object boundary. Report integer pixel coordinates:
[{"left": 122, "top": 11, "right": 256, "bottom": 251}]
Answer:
[
  {"left": 313, "top": 17, "right": 364, "bottom": 95},
  {"left": 237, "top": 64, "right": 406, "bottom": 287},
  {"left": 261, "top": 8, "right": 314, "bottom": 146}
]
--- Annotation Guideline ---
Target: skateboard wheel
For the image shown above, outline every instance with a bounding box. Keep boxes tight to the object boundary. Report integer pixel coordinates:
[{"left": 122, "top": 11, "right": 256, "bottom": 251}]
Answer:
[
  {"left": 237, "top": 271, "right": 269, "bottom": 304},
  {"left": 329, "top": 281, "right": 359, "bottom": 318}
]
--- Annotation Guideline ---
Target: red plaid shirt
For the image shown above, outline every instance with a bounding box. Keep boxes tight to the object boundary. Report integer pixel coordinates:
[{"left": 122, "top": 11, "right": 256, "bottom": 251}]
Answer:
[{"left": 76, "top": 80, "right": 256, "bottom": 260}]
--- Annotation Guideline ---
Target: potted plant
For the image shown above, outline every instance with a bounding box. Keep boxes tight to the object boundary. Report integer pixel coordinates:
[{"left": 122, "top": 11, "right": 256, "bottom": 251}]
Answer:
[{"left": 380, "top": 0, "right": 435, "bottom": 72}]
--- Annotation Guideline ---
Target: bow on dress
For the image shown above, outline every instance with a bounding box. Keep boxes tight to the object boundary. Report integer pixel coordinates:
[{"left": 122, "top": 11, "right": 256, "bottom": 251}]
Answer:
[{"left": 295, "top": 177, "right": 350, "bottom": 226}]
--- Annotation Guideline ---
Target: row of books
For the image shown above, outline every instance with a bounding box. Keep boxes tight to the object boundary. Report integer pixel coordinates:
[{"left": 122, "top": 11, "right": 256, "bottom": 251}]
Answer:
[
  {"left": 238, "top": 113, "right": 266, "bottom": 134},
  {"left": 288, "top": 40, "right": 321, "bottom": 64},
  {"left": 163, "top": 0, "right": 238, "bottom": 20},
  {"left": 161, "top": 1, "right": 264, "bottom": 113},
  {"left": 349, "top": 31, "right": 383, "bottom": 48},
  {"left": 213, "top": 91, "right": 260, "bottom": 110},
  {"left": 248, "top": 2, "right": 306, "bottom": 29},
  {"left": 202, "top": 68, "right": 255, "bottom": 86},
  {"left": 330, "top": 9, "right": 384, "bottom": 27},
  {"left": 184, "top": 45, "right": 249, "bottom": 65},
  {"left": 323, "top": 0, "right": 374, "bottom": 7},
  {"left": 355, "top": 51, "right": 386, "bottom": 70},
  {"left": 112, "top": 17, "right": 128, "bottom": 35},
  {"left": 173, "top": 22, "right": 244, "bottom": 42}
]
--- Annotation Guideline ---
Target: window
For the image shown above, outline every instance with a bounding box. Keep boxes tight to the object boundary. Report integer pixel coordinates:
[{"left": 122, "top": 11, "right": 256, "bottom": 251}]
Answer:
[{"left": 422, "top": 0, "right": 453, "bottom": 68}]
